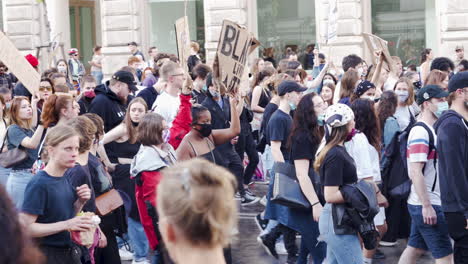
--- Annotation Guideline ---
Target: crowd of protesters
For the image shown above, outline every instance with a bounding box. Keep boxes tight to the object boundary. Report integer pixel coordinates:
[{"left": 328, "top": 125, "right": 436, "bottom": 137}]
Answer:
[{"left": 0, "top": 38, "right": 466, "bottom": 264}]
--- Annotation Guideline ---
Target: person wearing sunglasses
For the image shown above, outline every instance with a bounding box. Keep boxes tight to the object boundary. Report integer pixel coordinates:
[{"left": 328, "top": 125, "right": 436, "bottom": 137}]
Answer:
[{"left": 67, "top": 48, "right": 85, "bottom": 87}]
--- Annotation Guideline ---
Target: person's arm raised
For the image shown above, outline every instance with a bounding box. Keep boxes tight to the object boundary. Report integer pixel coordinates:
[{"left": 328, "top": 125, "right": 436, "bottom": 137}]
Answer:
[{"left": 211, "top": 95, "right": 240, "bottom": 146}]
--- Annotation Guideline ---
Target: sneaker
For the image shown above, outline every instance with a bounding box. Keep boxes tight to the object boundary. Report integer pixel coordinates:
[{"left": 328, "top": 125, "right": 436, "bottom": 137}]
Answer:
[
  {"left": 379, "top": 240, "right": 398, "bottom": 247},
  {"left": 241, "top": 195, "right": 260, "bottom": 206},
  {"left": 258, "top": 234, "right": 278, "bottom": 259},
  {"left": 118, "top": 247, "right": 133, "bottom": 261},
  {"left": 245, "top": 188, "right": 256, "bottom": 197},
  {"left": 255, "top": 213, "right": 269, "bottom": 231},
  {"left": 260, "top": 196, "right": 267, "bottom": 206},
  {"left": 234, "top": 192, "right": 241, "bottom": 200},
  {"left": 132, "top": 260, "right": 150, "bottom": 264},
  {"left": 275, "top": 241, "right": 287, "bottom": 255},
  {"left": 373, "top": 249, "right": 386, "bottom": 259}
]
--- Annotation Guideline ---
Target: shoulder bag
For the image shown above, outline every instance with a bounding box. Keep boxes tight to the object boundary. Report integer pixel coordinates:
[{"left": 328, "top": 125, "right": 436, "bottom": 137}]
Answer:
[
  {"left": 271, "top": 162, "right": 311, "bottom": 210},
  {"left": 0, "top": 126, "right": 29, "bottom": 168}
]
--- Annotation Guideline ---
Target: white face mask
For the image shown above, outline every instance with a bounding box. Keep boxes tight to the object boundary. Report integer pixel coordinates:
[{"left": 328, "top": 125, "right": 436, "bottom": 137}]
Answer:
[
  {"left": 395, "top": 90, "right": 409, "bottom": 102},
  {"left": 362, "top": 95, "right": 375, "bottom": 101},
  {"left": 57, "top": 65, "right": 67, "bottom": 73},
  {"left": 357, "top": 67, "right": 364, "bottom": 77}
]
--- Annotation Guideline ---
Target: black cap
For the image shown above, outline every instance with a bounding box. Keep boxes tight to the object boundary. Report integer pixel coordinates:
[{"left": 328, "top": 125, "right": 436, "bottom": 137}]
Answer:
[
  {"left": 112, "top": 71, "right": 137, "bottom": 92},
  {"left": 127, "top": 41, "right": 138, "bottom": 46},
  {"left": 416, "top": 85, "right": 449, "bottom": 105},
  {"left": 448, "top": 71, "right": 468, "bottom": 93},
  {"left": 278, "top": 80, "right": 307, "bottom": 96}
]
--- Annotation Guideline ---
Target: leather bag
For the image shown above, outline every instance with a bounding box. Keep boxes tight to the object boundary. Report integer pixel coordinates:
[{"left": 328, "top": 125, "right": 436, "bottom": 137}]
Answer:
[
  {"left": 271, "top": 162, "right": 311, "bottom": 210},
  {"left": 0, "top": 127, "right": 29, "bottom": 168},
  {"left": 95, "top": 189, "right": 123, "bottom": 216}
]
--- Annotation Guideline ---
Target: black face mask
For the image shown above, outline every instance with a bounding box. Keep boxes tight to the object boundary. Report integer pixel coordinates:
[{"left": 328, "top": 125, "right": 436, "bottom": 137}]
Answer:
[
  {"left": 195, "top": 123, "right": 212, "bottom": 137},
  {"left": 131, "top": 121, "right": 139, "bottom": 127},
  {"left": 413, "top": 81, "right": 422, "bottom": 90}
]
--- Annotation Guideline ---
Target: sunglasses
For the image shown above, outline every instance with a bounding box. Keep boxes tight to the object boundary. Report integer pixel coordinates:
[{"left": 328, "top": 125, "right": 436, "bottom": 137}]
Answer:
[{"left": 39, "top": 86, "right": 53, "bottom": 92}]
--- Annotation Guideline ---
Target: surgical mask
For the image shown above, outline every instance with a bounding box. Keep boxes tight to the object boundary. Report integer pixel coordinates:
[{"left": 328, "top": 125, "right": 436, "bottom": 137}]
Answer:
[
  {"left": 5, "top": 103, "right": 11, "bottom": 110},
  {"left": 362, "top": 95, "right": 375, "bottom": 102},
  {"left": 195, "top": 123, "right": 212, "bottom": 137},
  {"left": 289, "top": 102, "right": 297, "bottom": 111},
  {"left": 395, "top": 90, "right": 409, "bottom": 102},
  {"left": 202, "top": 85, "right": 208, "bottom": 92},
  {"left": 83, "top": 90, "right": 96, "bottom": 99},
  {"left": 357, "top": 67, "right": 364, "bottom": 77},
  {"left": 323, "top": 79, "right": 334, "bottom": 86},
  {"left": 345, "top": 128, "right": 357, "bottom": 142},
  {"left": 413, "top": 81, "right": 422, "bottom": 90},
  {"left": 433, "top": 101, "right": 449, "bottom": 118},
  {"left": 57, "top": 65, "right": 67, "bottom": 73},
  {"left": 209, "top": 90, "right": 220, "bottom": 98},
  {"left": 162, "top": 129, "right": 170, "bottom": 143},
  {"left": 317, "top": 113, "right": 326, "bottom": 126}
]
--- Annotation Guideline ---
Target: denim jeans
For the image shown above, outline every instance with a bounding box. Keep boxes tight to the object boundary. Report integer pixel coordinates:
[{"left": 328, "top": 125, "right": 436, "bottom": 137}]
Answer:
[
  {"left": 91, "top": 71, "right": 103, "bottom": 85},
  {"left": 0, "top": 166, "right": 11, "bottom": 186},
  {"left": 318, "top": 203, "right": 362, "bottom": 264},
  {"left": 297, "top": 222, "right": 326, "bottom": 264},
  {"left": 127, "top": 217, "right": 149, "bottom": 261},
  {"left": 6, "top": 169, "right": 34, "bottom": 209}
]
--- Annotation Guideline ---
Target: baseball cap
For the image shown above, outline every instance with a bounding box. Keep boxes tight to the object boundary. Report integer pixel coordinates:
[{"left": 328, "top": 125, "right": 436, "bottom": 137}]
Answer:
[
  {"left": 128, "top": 41, "right": 138, "bottom": 46},
  {"left": 112, "top": 71, "right": 137, "bottom": 92},
  {"left": 416, "top": 85, "right": 449, "bottom": 105},
  {"left": 325, "top": 103, "right": 354, "bottom": 128},
  {"left": 448, "top": 71, "right": 468, "bottom": 93},
  {"left": 68, "top": 48, "right": 79, "bottom": 55},
  {"left": 278, "top": 80, "right": 307, "bottom": 96},
  {"left": 25, "top": 54, "right": 39, "bottom": 68}
]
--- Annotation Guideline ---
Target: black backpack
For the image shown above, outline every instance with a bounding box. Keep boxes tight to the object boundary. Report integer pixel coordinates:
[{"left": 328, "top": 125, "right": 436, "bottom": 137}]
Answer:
[{"left": 381, "top": 121, "right": 436, "bottom": 200}]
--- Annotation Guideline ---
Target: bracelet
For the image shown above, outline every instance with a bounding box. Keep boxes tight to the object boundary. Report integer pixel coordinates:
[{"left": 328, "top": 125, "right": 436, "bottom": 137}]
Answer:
[
  {"left": 312, "top": 201, "right": 320, "bottom": 207},
  {"left": 376, "top": 190, "right": 381, "bottom": 194}
]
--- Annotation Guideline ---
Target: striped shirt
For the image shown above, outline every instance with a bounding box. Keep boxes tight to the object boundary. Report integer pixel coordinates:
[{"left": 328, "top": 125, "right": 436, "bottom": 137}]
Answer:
[{"left": 406, "top": 122, "right": 440, "bottom": 205}]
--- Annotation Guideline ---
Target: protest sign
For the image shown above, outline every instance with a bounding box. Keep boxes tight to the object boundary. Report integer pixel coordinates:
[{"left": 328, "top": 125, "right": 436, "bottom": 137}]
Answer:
[
  {"left": 327, "top": 0, "right": 338, "bottom": 43},
  {"left": 175, "top": 16, "right": 191, "bottom": 73},
  {"left": 215, "top": 20, "right": 256, "bottom": 95},
  {"left": 363, "top": 33, "right": 396, "bottom": 74},
  {"left": 0, "top": 31, "right": 40, "bottom": 94}
]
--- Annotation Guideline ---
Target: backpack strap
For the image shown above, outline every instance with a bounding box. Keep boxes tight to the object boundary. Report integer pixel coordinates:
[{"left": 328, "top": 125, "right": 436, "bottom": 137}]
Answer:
[{"left": 413, "top": 122, "right": 437, "bottom": 192}]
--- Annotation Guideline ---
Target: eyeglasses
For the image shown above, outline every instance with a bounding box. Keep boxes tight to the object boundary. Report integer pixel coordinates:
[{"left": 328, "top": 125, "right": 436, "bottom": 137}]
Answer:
[
  {"left": 171, "top": 73, "right": 185, "bottom": 77},
  {"left": 39, "top": 86, "right": 53, "bottom": 91}
]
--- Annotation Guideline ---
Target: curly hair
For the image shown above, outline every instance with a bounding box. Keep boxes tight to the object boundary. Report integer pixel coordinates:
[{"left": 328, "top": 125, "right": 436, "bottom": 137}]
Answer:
[
  {"left": 351, "top": 99, "right": 381, "bottom": 153},
  {"left": 377, "top": 91, "right": 398, "bottom": 132}
]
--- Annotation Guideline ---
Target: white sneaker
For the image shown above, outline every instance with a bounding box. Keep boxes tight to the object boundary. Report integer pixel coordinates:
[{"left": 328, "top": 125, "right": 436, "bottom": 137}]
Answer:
[
  {"left": 275, "top": 241, "right": 287, "bottom": 255},
  {"left": 118, "top": 247, "right": 133, "bottom": 261},
  {"left": 379, "top": 240, "right": 398, "bottom": 247},
  {"left": 132, "top": 260, "right": 150, "bottom": 264},
  {"left": 260, "top": 196, "right": 267, "bottom": 206}
]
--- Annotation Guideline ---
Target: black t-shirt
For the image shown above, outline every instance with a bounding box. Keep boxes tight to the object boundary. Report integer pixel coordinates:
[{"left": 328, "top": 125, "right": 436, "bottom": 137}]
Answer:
[
  {"left": 266, "top": 109, "right": 292, "bottom": 161},
  {"left": 65, "top": 163, "right": 96, "bottom": 212},
  {"left": 319, "top": 145, "right": 357, "bottom": 187},
  {"left": 291, "top": 130, "right": 318, "bottom": 166},
  {"left": 22, "top": 170, "right": 77, "bottom": 247},
  {"left": 260, "top": 103, "right": 279, "bottom": 135}
]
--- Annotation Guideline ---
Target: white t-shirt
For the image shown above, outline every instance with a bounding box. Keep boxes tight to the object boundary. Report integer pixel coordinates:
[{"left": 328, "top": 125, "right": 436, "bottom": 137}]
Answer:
[
  {"left": 406, "top": 121, "right": 440, "bottom": 206},
  {"left": 152, "top": 92, "right": 180, "bottom": 128},
  {"left": 395, "top": 105, "right": 412, "bottom": 131},
  {"left": 345, "top": 132, "right": 381, "bottom": 182},
  {"left": 91, "top": 54, "right": 103, "bottom": 72}
]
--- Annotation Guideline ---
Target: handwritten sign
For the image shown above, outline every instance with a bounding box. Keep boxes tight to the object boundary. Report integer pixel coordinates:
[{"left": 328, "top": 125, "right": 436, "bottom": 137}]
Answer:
[
  {"left": 175, "top": 16, "right": 191, "bottom": 73},
  {"left": 215, "top": 20, "right": 256, "bottom": 95},
  {"left": 363, "top": 33, "right": 396, "bottom": 74},
  {"left": 0, "top": 31, "right": 40, "bottom": 94},
  {"left": 327, "top": 0, "right": 338, "bottom": 43}
]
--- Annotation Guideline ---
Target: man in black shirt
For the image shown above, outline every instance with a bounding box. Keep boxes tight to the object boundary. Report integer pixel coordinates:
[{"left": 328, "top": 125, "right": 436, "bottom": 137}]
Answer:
[{"left": 128, "top": 41, "right": 145, "bottom": 62}]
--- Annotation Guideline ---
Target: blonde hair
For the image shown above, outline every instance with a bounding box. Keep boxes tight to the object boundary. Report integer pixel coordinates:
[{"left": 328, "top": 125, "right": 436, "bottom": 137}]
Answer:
[
  {"left": 44, "top": 124, "right": 78, "bottom": 148},
  {"left": 160, "top": 61, "right": 181, "bottom": 82},
  {"left": 393, "top": 77, "right": 415, "bottom": 106},
  {"left": 313, "top": 125, "right": 349, "bottom": 172},
  {"left": 157, "top": 159, "right": 237, "bottom": 247}
]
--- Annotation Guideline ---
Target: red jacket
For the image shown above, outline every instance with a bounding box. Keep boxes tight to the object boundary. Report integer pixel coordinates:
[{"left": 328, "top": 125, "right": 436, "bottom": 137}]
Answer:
[{"left": 169, "top": 93, "right": 192, "bottom": 150}]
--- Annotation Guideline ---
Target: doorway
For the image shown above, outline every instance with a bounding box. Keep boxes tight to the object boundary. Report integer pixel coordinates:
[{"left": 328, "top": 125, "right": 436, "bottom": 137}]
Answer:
[{"left": 69, "top": 0, "right": 96, "bottom": 72}]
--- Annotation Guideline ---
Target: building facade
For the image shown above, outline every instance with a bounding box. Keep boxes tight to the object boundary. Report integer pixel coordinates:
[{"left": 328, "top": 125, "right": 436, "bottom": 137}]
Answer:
[{"left": 1, "top": 0, "right": 467, "bottom": 78}]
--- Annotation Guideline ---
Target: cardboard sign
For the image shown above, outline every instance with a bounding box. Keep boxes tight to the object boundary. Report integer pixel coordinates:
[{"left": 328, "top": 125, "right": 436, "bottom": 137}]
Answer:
[
  {"left": 327, "top": 0, "right": 338, "bottom": 43},
  {"left": 215, "top": 20, "right": 255, "bottom": 95},
  {"left": 175, "top": 16, "right": 191, "bottom": 73},
  {"left": 0, "top": 31, "right": 40, "bottom": 94},
  {"left": 363, "top": 33, "right": 396, "bottom": 74}
]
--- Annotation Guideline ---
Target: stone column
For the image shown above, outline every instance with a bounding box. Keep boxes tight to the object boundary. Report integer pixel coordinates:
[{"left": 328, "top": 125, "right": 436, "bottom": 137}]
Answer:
[
  {"left": 438, "top": 0, "right": 468, "bottom": 59},
  {"left": 203, "top": 0, "right": 248, "bottom": 65},
  {"left": 46, "top": 0, "right": 71, "bottom": 59},
  {"left": 315, "top": 0, "right": 369, "bottom": 70},
  {"left": 100, "top": 0, "right": 143, "bottom": 79}
]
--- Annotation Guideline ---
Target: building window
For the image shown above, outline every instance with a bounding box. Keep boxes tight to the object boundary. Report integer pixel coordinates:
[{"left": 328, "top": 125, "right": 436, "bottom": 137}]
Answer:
[
  {"left": 257, "top": 0, "right": 316, "bottom": 66},
  {"left": 148, "top": 0, "right": 205, "bottom": 59},
  {"left": 372, "top": 0, "right": 428, "bottom": 66}
]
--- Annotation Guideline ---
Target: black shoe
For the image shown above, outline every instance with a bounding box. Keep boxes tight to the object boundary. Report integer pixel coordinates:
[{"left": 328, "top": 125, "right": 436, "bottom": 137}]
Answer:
[
  {"left": 286, "top": 254, "right": 298, "bottom": 264},
  {"left": 241, "top": 195, "right": 259, "bottom": 206},
  {"left": 255, "top": 213, "right": 269, "bottom": 231},
  {"left": 258, "top": 234, "right": 278, "bottom": 259},
  {"left": 373, "top": 249, "right": 386, "bottom": 259}
]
